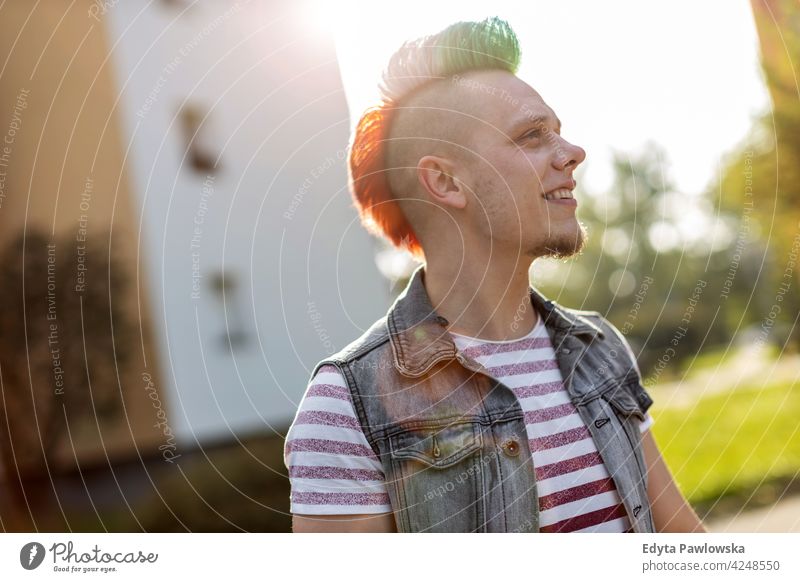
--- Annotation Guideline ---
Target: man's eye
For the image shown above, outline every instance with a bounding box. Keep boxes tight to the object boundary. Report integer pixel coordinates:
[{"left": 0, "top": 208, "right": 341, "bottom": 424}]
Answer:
[{"left": 521, "top": 130, "right": 541, "bottom": 141}]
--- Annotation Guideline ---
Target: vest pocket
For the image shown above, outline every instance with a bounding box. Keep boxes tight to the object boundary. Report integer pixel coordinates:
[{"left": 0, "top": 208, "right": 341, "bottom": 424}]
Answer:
[
  {"left": 389, "top": 422, "right": 482, "bottom": 467},
  {"left": 386, "top": 422, "right": 485, "bottom": 532}
]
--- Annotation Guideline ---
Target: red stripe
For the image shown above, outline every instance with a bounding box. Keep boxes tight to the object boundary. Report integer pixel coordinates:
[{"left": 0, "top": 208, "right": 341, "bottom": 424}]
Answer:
[
  {"left": 286, "top": 438, "right": 376, "bottom": 458},
  {"left": 460, "top": 336, "right": 550, "bottom": 358},
  {"left": 539, "top": 477, "right": 618, "bottom": 510},
  {"left": 296, "top": 410, "right": 360, "bottom": 430},
  {"left": 536, "top": 452, "right": 604, "bottom": 480},
  {"left": 530, "top": 426, "right": 590, "bottom": 451},
  {"left": 307, "top": 383, "right": 351, "bottom": 401},
  {"left": 292, "top": 491, "right": 391, "bottom": 506},
  {"left": 540, "top": 503, "right": 628, "bottom": 532},
  {"left": 524, "top": 402, "right": 576, "bottom": 424},
  {"left": 513, "top": 381, "right": 564, "bottom": 398},
  {"left": 486, "top": 360, "right": 560, "bottom": 377},
  {"left": 289, "top": 465, "right": 383, "bottom": 481},
  {"left": 317, "top": 364, "right": 341, "bottom": 375}
]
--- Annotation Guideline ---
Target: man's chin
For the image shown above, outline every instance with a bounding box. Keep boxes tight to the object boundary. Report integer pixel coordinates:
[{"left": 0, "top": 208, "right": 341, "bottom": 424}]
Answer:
[{"left": 537, "top": 223, "right": 587, "bottom": 259}]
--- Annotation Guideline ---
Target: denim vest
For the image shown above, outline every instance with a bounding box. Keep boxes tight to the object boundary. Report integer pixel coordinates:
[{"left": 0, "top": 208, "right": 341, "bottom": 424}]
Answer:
[{"left": 309, "top": 264, "right": 655, "bottom": 532}]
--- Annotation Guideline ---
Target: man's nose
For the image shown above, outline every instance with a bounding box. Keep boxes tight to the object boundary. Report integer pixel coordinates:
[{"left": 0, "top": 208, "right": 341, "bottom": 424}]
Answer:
[{"left": 554, "top": 138, "right": 586, "bottom": 171}]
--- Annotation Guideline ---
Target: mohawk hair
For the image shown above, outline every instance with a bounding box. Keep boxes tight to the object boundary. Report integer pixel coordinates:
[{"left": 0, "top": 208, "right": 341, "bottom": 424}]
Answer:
[{"left": 348, "top": 17, "right": 521, "bottom": 260}]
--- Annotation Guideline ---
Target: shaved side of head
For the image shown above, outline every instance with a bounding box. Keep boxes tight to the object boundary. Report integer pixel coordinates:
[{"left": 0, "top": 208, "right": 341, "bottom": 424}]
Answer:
[{"left": 383, "top": 80, "right": 482, "bottom": 235}]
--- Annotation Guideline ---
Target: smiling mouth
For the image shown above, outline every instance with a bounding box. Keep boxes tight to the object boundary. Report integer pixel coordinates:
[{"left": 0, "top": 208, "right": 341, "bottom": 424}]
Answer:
[{"left": 543, "top": 187, "right": 574, "bottom": 201}]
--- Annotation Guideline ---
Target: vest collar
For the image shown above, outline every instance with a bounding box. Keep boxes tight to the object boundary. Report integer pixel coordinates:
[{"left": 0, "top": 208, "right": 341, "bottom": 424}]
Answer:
[{"left": 387, "top": 263, "right": 605, "bottom": 377}]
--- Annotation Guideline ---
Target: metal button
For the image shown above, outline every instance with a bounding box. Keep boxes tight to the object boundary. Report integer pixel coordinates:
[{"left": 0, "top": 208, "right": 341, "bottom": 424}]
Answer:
[
  {"left": 502, "top": 438, "right": 520, "bottom": 457},
  {"left": 432, "top": 435, "right": 441, "bottom": 458}
]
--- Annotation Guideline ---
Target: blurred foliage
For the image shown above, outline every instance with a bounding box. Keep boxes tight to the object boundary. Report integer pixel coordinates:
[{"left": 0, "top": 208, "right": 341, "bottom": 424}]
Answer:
[
  {"left": 534, "top": 144, "right": 796, "bottom": 381},
  {"left": 540, "top": 135, "right": 799, "bottom": 379},
  {"left": 726, "top": 0, "right": 800, "bottom": 266},
  {"left": 539, "top": 0, "right": 800, "bottom": 378}
]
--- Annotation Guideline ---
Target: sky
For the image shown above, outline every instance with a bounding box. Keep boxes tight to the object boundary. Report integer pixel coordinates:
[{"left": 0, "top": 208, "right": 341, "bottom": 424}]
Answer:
[{"left": 318, "top": 0, "right": 770, "bottom": 198}]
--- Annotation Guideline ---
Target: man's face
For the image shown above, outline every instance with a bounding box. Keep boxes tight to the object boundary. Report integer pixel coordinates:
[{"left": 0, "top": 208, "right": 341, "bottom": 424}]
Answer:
[{"left": 452, "top": 70, "right": 587, "bottom": 259}]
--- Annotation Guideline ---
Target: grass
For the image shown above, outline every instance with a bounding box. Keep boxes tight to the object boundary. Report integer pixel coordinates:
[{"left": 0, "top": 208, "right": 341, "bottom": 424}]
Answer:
[
  {"left": 651, "top": 377, "right": 800, "bottom": 513},
  {"left": 679, "top": 343, "right": 780, "bottom": 379}
]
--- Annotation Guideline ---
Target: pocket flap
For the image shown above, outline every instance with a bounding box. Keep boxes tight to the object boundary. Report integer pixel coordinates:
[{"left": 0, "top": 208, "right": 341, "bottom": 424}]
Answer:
[
  {"left": 602, "top": 383, "right": 646, "bottom": 422},
  {"left": 389, "top": 423, "right": 481, "bottom": 468}
]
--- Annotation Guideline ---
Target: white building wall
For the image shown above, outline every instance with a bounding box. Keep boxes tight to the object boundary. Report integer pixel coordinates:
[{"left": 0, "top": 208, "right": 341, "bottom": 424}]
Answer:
[{"left": 105, "top": 0, "right": 390, "bottom": 442}]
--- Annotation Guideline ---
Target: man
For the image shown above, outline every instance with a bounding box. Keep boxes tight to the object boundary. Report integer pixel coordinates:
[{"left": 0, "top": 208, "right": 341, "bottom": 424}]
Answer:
[{"left": 284, "top": 17, "right": 706, "bottom": 533}]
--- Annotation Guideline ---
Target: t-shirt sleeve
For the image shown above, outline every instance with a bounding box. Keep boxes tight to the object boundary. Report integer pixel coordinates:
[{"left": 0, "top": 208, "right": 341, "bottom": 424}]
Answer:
[
  {"left": 283, "top": 364, "right": 392, "bottom": 515},
  {"left": 639, "top": 411, "right": 655, "bottom": 433}
]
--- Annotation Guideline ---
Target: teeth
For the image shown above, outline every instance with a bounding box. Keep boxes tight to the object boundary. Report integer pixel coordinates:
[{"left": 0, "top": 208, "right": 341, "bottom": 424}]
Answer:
[{"left": 544, "top": 188, "right": 573, "bottom": 200}]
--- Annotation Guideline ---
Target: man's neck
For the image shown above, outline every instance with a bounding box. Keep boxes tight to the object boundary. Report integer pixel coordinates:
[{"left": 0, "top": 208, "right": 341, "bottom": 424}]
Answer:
[{"left": 422, "top": 254, "right": 539, "bottom": 342}]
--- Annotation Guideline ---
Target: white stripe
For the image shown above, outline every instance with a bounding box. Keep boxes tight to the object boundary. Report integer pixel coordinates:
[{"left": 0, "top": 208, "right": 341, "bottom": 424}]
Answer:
[
  {"left": 495, "top": 369, "right": 564, "bottom": 388},
  {"left": 290, "top": 502, "right": 393, "bottom": 515},
  {"left": 527, "top": 411, "right": 585, "bottom": 435},
  {"left": 536, "top": 463, "right": 613, "bottom": 497},
  {"left": 288, "top": 451, "right": 384, "bottom": 471},
  {"left": 516, "top": 389, "right": 573, "bottom": 409},
  {"left": 539, "top": 491, "right": 623, "bottom": 527},
  {"left": 295, "top": 396, "right": 359, "bottom": 418},
  {"left": 286, "top": 421, "right": 367, "bottom": 442},
  {"left": 574, "top": 516, "right": 630, "bottom": 533},
  {"left": 291, "top": 477, "right": 388, "bottom": 494},
  {"left": 466, "top": 348, "right": 553, "bottom": 367},
  {"left": 310, "top": 370, "right": 348, "bottom": 387},
  {"left": 639, "top": 413, "right": 654, "bottom": 433}
]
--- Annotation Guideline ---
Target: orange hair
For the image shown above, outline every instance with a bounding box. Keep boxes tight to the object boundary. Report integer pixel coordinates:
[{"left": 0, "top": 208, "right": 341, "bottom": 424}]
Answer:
[{"left": 348, "top": 103, "right": 425, "bottom": 260}]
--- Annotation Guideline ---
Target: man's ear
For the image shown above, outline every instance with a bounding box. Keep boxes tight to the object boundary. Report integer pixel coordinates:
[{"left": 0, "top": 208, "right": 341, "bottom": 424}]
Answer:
[{"left": 417, "top": 155, "right": 467, "bottom": 209}]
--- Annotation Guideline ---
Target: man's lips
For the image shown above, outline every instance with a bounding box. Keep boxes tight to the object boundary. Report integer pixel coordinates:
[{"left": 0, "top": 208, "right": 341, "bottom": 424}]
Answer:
[
  {"left": 543, "top": 184, "right": 577, "bottom": 207},
  {"left": 545, "top": 197, "right": 577, "bottom": 207}
]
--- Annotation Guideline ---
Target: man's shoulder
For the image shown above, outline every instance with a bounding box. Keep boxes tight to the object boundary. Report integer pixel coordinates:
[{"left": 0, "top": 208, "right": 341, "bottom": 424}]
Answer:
[
  {"left": 573, "top": 309, "right": 615, "bottom": 333},
  {"left": 549, "top": 302, "right": 636, "bottom": 363},
  {"left": 554, "top": 303, "right": 622, "bottom": 336},
  {"left": 556, "top": 303, "right": 647, "bottom": 384},
  {"left": 310, "top": 314, "right": 391, "bottom": 373},
  {"left": 575, "top": 310, "right": 627, "bottom": 342},
  {"left": 560, "top": 305, "right": 604, "bottom": 319}
]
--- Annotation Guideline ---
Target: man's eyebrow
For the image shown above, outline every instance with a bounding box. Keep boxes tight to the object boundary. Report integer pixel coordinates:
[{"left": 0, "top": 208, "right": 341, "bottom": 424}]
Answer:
[{"left": 508, "top": 114, "right": 562, "bottom": 135}]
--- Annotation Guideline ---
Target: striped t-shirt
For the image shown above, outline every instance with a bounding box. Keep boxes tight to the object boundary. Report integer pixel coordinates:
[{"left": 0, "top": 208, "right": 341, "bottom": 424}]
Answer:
[{"left": 284, "top": 316, "right": 653, "bottom": 532}]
